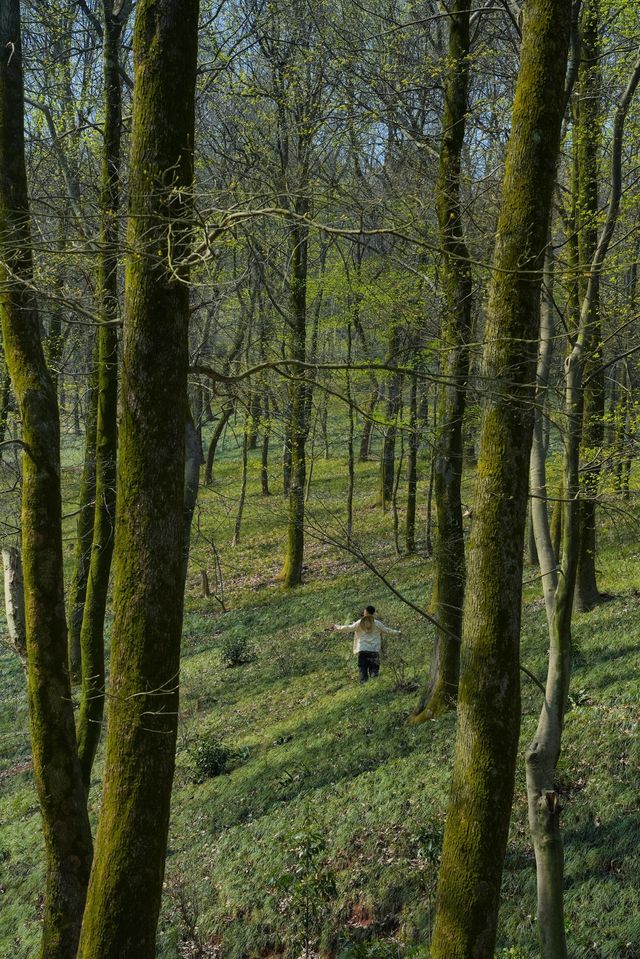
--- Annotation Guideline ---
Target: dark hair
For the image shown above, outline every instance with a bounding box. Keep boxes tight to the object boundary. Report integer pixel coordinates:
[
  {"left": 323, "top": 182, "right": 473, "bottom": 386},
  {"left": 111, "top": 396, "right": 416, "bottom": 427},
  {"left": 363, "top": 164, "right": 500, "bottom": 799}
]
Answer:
[{"left": 365, "top": 605, "right": 375, "bottom": 615}]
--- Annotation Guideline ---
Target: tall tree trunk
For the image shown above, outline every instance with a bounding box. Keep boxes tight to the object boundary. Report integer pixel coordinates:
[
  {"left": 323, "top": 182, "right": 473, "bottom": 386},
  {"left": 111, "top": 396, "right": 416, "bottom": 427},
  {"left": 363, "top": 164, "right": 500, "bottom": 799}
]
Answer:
[
  {"left": 281, "top": 218, "right": 308, "bottom": 587},
  {"left": 183, "top": 411, "right": 202, "bottom": 584},
  {"left": 405, "top": 375, "right": 419, "bottom": 553},
  {"left": 380, "top": 326, "right": 401, "bottom": 506},
  {"left": 67, "top": 368, "right": 98, "bottom": 683},
  {"left": 574, "top": 0, "right": 603, "bottom": 611},
  {"left": 529, "top": 246, "right": 557, "bottom": 622},
  {"left": 76, "top": 0, "right": 127, "bottom": 790},
  {"left": 430, "top": 2, "right": 572, "bottom": 956},
  {"left": 76, "top": 1, "right": 199, "bottom": 955},
  {"left": 232, "top": 422, "right": 249, "bottom": 546},
  {"left": 261, "top": 392, "right": 271, "bottom": 496},
  {"left": 0, "top": 5, "right": 93, "bottom": 956},
  {"left": 411, "top": 0, "right": 472, "bottom": 721},
  {"left": 358, "top": 385, "right": 379, "bottom": 461},
  {"left": 204, "top": 400, "right": 233, "bottom": 484},
  {"left": 526, "top": 235, "right": 578, "bottom": 959}
]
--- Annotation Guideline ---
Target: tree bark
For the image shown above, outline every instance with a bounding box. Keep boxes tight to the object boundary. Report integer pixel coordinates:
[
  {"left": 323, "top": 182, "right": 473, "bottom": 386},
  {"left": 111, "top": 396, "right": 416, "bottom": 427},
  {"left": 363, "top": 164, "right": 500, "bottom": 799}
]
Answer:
[
  {"left": 358, "top": 385, "right": 379, "bottom": 461},
  {"left": 183, "top": 411, "right": 202, "bottom": 584},
  {"left": 574, "top": 0, "right": 603, "bottom": 611},
  {"left": 67, "top": 369, "right": 98, "bottom": 683},
  {"left": 261, "top": 392, "right": 271, "bottom": 496},
  {"left": 0, "top": 352, "right": 12, "bottom": 444},
  {"left": 232, "top": 421, "right": 249, "bottom": 546},
  {"left": 76, "top": 1, "right": 199, "bottom": 955},
  {"left": 405, "top": 375, "right": 419, "bottom": 553},
  {"left": 2, "top": 545, "right": 26, "bottom": 665},
  {"left": 0, "top": 5, "right": 93, "bottom": 956},
  {"left": 76, "top": 0, "right": 128, "bottom": 791},
  {"left": 380, "top": 326, "right": 402, "bottom": 506},
  {"left": 281, "top": 217, "right": 309, "bottom": 587},
  {"left": 411, "top": 0, "right": 472, "bottom": 721},
  {"left": 430, "top": 2, "right": 572, "bottom": 955},
  {"left": 204, "top": 400, "right": 233, "bottom": 484}
]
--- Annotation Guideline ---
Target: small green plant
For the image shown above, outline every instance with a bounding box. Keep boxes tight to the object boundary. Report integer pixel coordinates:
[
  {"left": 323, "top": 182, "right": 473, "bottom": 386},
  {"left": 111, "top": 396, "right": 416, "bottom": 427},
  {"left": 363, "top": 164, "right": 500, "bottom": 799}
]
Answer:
[
  {"left": 188, "top": 736, "right": 236, "bottom": 783},
  {"left": 271, "top": 801, "right": 337, "bottom": 958},
  {"left": 220, "top": 633, "right": 254, "bottom": 667}
]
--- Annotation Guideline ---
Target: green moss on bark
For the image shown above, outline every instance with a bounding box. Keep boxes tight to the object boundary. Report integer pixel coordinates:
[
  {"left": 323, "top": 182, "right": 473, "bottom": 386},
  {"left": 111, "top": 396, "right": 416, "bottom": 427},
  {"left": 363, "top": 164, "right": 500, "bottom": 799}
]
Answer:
[
  {"left": 430, "top": 1, "right": 573, "bottom": 956},
  {"left": 76, "top": 2, "right": 200, "bottom": 956},
  {"left": 76, "top": 0, "right": 125, "bottom": 791},
  {"left": 0, "top": 5, "right": 93, "bottom": 957},
  {"left": 413, "top": 0, "right": 472, "bottom": 723}
]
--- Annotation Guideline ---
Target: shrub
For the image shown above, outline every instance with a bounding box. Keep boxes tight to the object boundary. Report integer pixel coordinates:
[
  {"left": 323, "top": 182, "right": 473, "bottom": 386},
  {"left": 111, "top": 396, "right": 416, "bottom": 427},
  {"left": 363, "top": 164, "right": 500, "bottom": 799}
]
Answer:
[
  {"left": 188, "top": 737, "right": 236, "bottom": 783},
  {"left": 220, "top": 633, "right": 255, "bottom": 667}
]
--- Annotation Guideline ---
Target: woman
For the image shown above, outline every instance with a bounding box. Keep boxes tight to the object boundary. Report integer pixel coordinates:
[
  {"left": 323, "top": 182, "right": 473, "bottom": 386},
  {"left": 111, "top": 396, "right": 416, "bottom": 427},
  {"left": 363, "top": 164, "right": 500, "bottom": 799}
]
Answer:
[{"left": 333, "top": 605, "right": 401, "bottom": 682}]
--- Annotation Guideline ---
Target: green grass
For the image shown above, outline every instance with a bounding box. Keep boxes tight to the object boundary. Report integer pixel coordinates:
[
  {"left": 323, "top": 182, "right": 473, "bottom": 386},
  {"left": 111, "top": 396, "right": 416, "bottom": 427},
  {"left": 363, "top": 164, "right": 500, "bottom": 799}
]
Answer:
[{"left": 1, "top": 422, "right": 639, "bottom": 958}]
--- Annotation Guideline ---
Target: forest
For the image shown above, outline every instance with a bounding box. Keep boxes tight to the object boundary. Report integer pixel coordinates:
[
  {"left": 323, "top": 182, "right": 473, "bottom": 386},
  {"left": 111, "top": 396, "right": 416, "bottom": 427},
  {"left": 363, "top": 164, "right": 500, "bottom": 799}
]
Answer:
[{"left": 0, "top": 0, "right": 639, "bottom": 957}]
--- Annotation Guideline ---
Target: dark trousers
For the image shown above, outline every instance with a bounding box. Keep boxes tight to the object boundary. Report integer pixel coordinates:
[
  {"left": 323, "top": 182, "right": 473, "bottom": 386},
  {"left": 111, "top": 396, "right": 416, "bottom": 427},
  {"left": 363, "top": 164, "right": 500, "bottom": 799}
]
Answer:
[{"left": 358, "top": 651, "right": 380, "bottom": 682}]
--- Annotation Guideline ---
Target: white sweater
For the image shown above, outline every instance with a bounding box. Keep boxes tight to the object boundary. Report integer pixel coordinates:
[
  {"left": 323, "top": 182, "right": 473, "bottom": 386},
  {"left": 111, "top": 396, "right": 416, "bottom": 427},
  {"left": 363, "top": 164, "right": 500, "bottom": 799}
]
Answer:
[{"left": 334, "top": 618, "right": 401, "bottom": 654}]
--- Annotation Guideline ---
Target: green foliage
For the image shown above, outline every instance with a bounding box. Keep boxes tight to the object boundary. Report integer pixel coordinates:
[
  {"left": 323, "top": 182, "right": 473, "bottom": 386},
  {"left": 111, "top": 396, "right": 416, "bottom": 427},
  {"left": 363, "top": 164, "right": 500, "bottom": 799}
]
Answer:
[
  {"left": 188, "top": 736, "right": 241, "bottom": 783},
  {"left": 219, "top": 632, "right": 255, "bottom": 668},
  {"left": 269, "top": 801, "right": 337, "bottom": 956}
]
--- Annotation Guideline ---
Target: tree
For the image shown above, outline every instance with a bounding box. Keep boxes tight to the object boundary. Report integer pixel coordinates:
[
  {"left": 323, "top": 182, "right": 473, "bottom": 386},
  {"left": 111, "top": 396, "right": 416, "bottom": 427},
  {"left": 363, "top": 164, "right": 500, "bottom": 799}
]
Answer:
[
  {"left": 76, "top": 0, "right": 200, "bottom": 954},
  {"left": 0, "top": 4, "right": 93, "bottom": 956},
  {"left": 411, "top": 0, "right": 473, "bottom": 722},
  {"left": 429, "top": 1, "right": 573, "bottom": 955},
  {"left": 76, "top": 0, "right": 131, "bottom": 791}
]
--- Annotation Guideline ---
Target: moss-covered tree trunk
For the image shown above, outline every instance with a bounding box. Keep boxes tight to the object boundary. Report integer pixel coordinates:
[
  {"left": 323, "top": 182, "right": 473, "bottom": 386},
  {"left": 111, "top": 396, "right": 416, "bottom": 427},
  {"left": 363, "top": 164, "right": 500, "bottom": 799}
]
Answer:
[
  {"left": 0, "top": 5, "right": 93, "bottom": 956},
  {"left": 411, "top": 0, "right": 472, "bottom": 722},
  {"left": 574, "top": 0, "right": 604, "bottom": 611},
  {"left": 76, "top": 0, "right": 128, "bottom": 790},
  {"left": 429, "top": 2, "right": 572, "bottom": 956},
  {"left": 0, "top": 356, "right": 11, "bottom": 443},
  {"left": 76, "top": 1, "right": 199, "bottom": 955}
]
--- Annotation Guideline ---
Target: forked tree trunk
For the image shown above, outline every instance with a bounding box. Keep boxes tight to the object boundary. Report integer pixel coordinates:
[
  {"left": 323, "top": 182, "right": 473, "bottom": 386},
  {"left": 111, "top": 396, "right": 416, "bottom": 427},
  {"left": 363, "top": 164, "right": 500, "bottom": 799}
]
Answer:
[
  {"left": 76, "top": 2, "right": 199, "bottom": 955},
  {"left": 527, "top": 44, "right": 640, "bottom": 957},
  {"left": 204, "top": 400, "right": 233, "bottom": 484},
  {"left": 411, "top": 0, "right": 472, "bottom": 722},
  {"left": 0, "top": 5, "right": 93, "bottom": 955},
  {"left": 77, "top": 0, "right": 128, "bottom": 791},
  {"left": 430, "top": 2, "right": 572, "bottom": 956}
]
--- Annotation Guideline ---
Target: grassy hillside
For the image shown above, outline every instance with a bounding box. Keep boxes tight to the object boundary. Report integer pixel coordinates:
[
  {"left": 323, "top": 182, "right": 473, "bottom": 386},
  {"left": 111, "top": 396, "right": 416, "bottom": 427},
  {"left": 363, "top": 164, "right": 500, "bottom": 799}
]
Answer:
[{"left": 1, "top": 424, "right": 639, "bottom": 959}]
